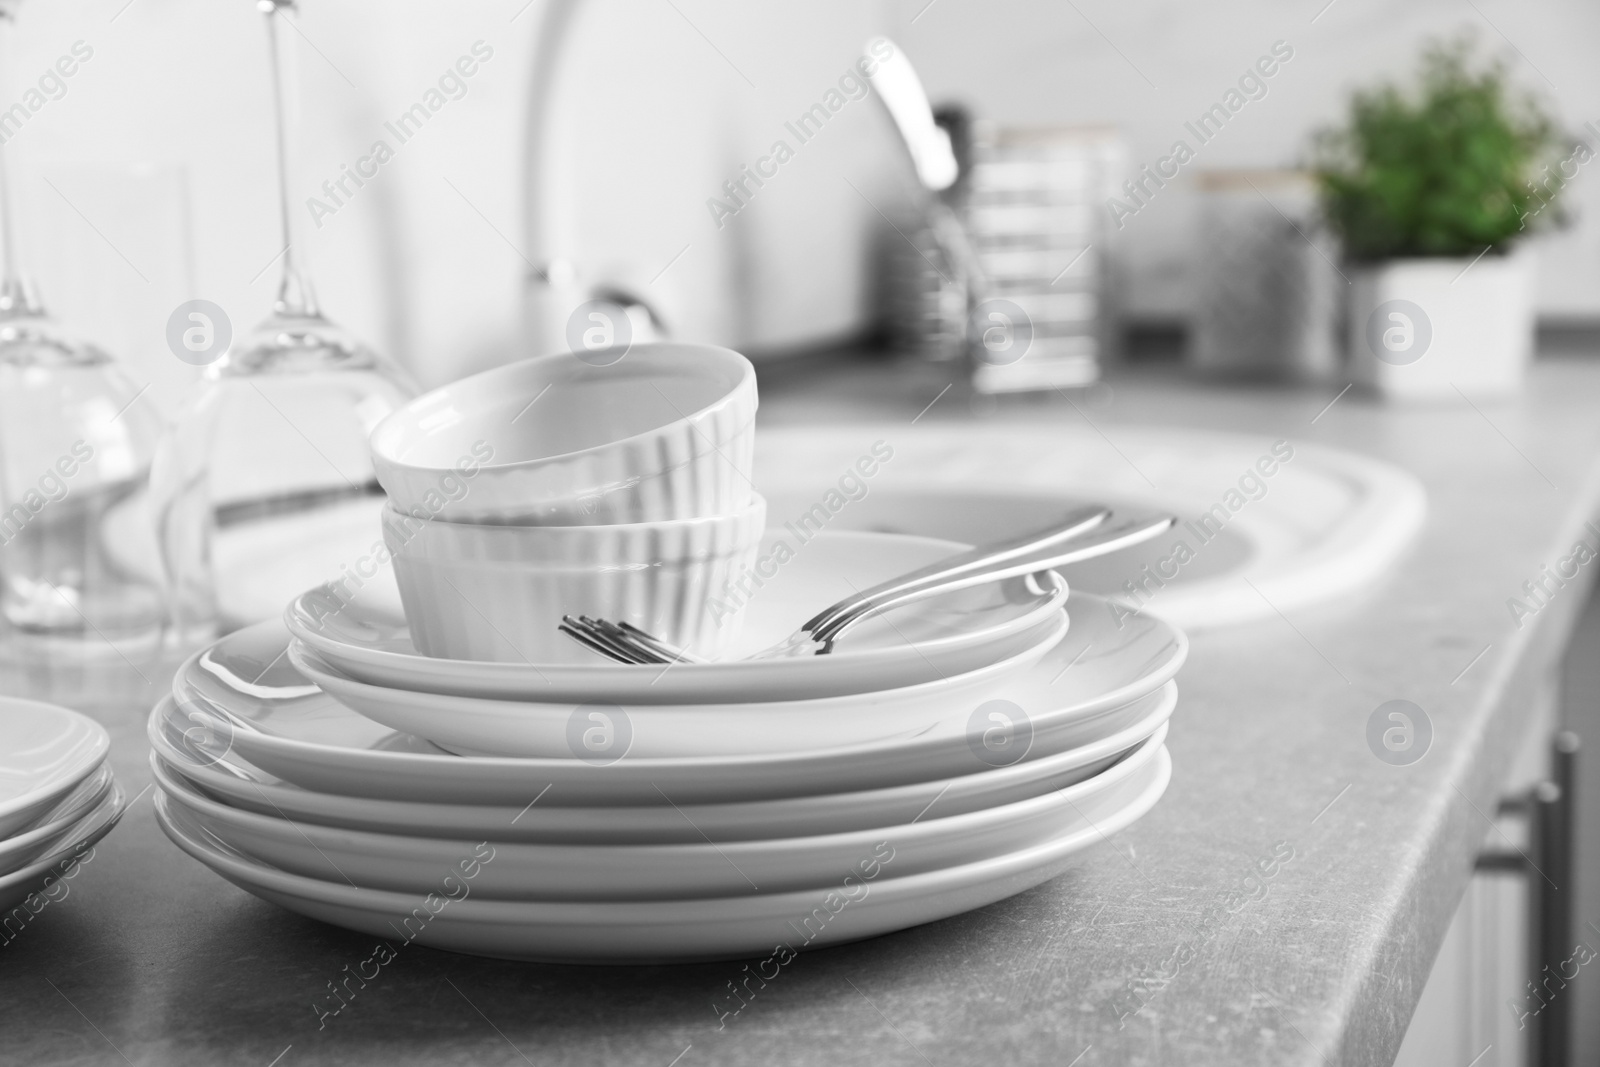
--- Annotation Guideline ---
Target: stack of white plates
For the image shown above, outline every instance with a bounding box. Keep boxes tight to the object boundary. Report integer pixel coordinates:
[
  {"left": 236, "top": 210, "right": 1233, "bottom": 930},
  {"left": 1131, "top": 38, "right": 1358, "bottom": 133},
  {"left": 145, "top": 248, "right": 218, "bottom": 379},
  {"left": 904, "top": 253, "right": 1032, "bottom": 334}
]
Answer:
[
  {"left": 0, "top": 698, "right": 127, "bottom": 911},
  {"left": 152, "top": 530, "right": 1185, "bottom": 963}
]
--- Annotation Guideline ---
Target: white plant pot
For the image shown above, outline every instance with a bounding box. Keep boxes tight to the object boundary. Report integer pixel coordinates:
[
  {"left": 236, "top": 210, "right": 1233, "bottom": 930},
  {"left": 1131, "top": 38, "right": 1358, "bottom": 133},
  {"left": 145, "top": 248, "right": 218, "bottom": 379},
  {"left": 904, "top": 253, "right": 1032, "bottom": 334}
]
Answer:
[{"left": 1346, "top": 247, "right": 1534, "bottom": 400}]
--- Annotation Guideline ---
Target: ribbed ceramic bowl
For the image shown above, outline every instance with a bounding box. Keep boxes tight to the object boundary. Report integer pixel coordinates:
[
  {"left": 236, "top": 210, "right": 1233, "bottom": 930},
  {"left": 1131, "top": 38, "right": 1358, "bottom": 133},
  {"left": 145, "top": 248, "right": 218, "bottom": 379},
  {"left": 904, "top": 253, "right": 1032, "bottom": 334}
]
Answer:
[
  {"left": 382, "top": 495, "right": 766, "bottom": 664},
  {"left": 368, "top": 343, "right": 757, "bottom": 526}
]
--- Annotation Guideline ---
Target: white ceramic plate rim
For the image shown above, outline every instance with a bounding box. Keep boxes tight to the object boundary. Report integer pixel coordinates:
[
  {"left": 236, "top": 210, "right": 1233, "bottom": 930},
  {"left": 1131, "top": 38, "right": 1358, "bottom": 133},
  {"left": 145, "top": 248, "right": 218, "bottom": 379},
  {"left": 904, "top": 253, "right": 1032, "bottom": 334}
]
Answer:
[
  {"left": 150, "top": 675, "right": 1177, "bottom": 809},
  {"left": 0, "top": 698, "right": 110, "bottom": 825},
  {"left": 0, "top": 778, "right": 127, "bottom": 893},
  {"left": 284, "top": 621, "right": 1073, "bottom": 722},
  {"left": 162, "top": 606, "right": 1177, "bottom": 784},
  {"left": 282, "top": 607, "right": 1069, "bottom": 708},
  {"left": 195, "top": 610, "right": 1072, "bottom": 769},
  {"left": 149, "top": 682, "right": 1176, "bottom": 841},
  {"left": 281, "top": 532, "right": 1074, "bottom": 699},
  {"left": 156, "top": 724, "right": 1166, "bottom": 877},
  {"left": 0, "top": 763, "right": 114, "bottom": 871},
  {"left": 154, "top": 746, "right": 1170, "bottom": 923}
]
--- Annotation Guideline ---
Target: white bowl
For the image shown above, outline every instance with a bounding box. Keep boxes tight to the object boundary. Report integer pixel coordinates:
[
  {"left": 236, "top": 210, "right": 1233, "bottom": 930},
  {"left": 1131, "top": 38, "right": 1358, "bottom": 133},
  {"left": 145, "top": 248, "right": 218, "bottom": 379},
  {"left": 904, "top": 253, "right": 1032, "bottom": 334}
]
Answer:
[
  {"left": 368, "top": 343, "right": 757, "bottom": 525},
  {"left": 381, "top": 495, "right": 766, "bottom": 664}
]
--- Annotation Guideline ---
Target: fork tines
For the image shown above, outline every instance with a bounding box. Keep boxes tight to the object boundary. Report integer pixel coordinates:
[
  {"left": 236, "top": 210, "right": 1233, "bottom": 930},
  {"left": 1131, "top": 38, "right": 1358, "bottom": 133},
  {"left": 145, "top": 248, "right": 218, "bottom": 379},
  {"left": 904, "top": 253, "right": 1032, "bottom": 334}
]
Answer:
[{"left": 559, "top": 615, "right": 674, "bottom": 665}]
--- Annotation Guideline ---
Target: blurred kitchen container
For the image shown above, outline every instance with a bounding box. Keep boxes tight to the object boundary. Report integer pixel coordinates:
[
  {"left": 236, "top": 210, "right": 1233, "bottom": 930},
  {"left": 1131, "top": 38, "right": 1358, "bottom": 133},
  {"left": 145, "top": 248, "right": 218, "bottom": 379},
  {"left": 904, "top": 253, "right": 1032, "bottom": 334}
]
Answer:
[
  {"left": 1191, "top": 170, "right": 1339, "bottom": 381},
  {"left": 962, "top": 124, "right": 1122, "bottom": 394}
]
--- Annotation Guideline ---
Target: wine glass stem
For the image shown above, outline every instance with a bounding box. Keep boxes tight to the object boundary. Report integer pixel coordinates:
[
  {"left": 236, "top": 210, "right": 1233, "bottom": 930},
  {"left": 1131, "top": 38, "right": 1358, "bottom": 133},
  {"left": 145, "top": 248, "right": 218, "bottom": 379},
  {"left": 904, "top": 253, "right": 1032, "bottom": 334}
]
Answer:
[
  {"left": 263, "top": 1, "right": 319, "bottom": 319},
  {"left": 0, "top": 8, "right": 23, "bottom": 300},
  {"left": 0, "top": 116, "right": 16, "bottom": 290}
]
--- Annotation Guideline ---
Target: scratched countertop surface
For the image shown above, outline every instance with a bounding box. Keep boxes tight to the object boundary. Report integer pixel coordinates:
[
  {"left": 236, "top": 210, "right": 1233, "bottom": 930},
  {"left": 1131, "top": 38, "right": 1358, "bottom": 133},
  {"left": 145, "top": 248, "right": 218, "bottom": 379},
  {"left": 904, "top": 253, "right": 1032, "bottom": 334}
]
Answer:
[{"left": 6, "top": 352, "right": 1600, "bottom": 1066}]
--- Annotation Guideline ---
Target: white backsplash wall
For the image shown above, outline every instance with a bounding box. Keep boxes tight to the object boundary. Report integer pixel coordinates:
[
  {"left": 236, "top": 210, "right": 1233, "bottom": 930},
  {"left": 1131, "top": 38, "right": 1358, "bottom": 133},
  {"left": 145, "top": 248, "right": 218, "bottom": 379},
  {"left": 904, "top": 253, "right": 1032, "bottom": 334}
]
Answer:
[
  {"left": 3, "top": 0, "right": 910, "bottom": 405},
  {"left": 894, "top": 0, "right": 1600, "bottom": 325},
  {"left": 9, "top": 1, "right": 567, "bottom": 407},
  {"left": 522, "top": 0, "right": 906, "bottom": 361},
  {"left": 4, "top": 0, "right": 1596, "bottom": 415}
]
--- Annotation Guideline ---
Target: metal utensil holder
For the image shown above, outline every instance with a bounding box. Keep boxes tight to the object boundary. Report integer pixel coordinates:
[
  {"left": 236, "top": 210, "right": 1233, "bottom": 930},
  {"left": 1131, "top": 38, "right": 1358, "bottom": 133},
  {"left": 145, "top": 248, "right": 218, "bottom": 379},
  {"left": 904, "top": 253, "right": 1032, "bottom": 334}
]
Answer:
[{"left": 962, "top": 124, "right": 1121, "bottom": 394}]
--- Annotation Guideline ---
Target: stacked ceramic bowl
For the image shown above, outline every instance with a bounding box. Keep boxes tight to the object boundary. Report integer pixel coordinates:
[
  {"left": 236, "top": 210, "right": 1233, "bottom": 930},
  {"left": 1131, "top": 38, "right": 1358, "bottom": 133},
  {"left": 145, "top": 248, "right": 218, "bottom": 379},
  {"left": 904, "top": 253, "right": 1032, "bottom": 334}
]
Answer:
[
  {"left": 149, "top": 342, "right": 1185, "bottom": 962},
  {"left": 0, "top": 697, "right": 127, "bottom": 913},
  {"left": 363, "top": 342, "right": 763, "bottom": 664}
]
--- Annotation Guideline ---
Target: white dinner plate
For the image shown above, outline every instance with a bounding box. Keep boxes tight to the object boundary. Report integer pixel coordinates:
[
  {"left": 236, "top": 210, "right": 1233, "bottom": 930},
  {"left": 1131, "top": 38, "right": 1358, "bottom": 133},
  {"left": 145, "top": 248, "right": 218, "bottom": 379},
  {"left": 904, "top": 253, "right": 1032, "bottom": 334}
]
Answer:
[
  {"left": 157, "top": 591, "right": 1184, "bottom": 805},
  {"left": 155, "top": 745, "right": 1169, "bottom": 963},
  {"left": 157, "top": 724, "right": 1164, "bottom": 901},
  {"left": 192, "top": 613, "right": 1065, "bottom": 762},
  {"left": 0, "top": 698, "right": 110, "bottom": 840},
  {"left": 281, "top": 616, "right": 1071, "bottom": 759},
  {"left": 0, "top": 763, "right": 114, "bottom": 875},
  {"left": 284, "top": 530, "right": 1071, "bottom": 704},
  {"left": 151, "top": 684, "right": 1173, "bottom": 845},
  {"left": 0, "top": 779, "right": 127, "bottom": 913}
]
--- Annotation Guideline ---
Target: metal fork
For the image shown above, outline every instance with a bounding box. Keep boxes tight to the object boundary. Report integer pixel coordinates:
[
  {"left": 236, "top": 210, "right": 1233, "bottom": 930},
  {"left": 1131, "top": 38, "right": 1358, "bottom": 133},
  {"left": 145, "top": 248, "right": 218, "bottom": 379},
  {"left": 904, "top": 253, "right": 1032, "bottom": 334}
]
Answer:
[{"left": 559, "top": 508, "right": 1174, "bottom": 665}]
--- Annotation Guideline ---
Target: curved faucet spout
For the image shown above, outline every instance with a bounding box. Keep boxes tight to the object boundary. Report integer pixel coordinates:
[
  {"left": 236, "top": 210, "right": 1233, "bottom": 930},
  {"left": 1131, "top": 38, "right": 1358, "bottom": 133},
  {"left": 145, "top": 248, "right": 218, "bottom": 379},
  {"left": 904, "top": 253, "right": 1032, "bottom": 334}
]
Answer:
[{"left": 520, "top": 0, "right": 664, "bottom": 356}]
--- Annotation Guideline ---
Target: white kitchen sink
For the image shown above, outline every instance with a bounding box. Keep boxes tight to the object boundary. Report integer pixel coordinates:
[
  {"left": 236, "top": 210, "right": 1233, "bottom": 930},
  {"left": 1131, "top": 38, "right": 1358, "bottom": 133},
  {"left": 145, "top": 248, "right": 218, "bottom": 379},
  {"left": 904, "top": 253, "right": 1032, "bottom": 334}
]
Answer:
[{"left": 756, "top": 424, "right": 1426, "bottom": 631}]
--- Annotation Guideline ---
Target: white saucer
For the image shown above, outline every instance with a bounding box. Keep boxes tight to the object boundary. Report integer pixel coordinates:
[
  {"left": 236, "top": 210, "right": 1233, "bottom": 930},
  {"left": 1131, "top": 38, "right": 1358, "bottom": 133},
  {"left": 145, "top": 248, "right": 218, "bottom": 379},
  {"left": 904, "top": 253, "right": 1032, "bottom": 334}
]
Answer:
[
  {"left": 284, "top": 530, "right": 1070, "bottom": 704},
  {"left": 155, "top": 746, "right": 1169, "bottom": 963},
  {"left": 159, "top": 591, "right": 1185, "bottom": 805},
  {"left": 0, "top": 698, "right": 111, "bottom": 839},
  {"left": 157, "top": 724, "right": 1164, "bottom": 901},
  {"left": 0, "top": 778, "right": 127, "bottom": 912},
  {"left": 151, "top": 682, "right": 1174, "bottom": 844},
  {"left": 0, "top": 763, "right": 114, "bottom": 875}
]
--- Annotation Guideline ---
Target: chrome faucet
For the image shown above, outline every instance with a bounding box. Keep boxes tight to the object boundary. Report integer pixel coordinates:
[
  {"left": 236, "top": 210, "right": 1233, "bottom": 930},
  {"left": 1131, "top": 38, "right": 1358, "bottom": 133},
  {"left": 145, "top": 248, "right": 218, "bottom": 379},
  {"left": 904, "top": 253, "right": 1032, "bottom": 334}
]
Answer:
[{"left": 520, "top": 0, "right": 666, "bottom": 356}]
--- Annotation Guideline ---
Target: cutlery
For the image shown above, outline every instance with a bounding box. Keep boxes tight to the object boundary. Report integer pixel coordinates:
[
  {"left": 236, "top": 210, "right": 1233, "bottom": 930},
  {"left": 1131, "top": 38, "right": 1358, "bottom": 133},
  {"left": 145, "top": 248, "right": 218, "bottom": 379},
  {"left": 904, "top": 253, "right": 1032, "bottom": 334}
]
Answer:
[{"left": 561, "top": 508, "right": 1174, "bottom": 665}]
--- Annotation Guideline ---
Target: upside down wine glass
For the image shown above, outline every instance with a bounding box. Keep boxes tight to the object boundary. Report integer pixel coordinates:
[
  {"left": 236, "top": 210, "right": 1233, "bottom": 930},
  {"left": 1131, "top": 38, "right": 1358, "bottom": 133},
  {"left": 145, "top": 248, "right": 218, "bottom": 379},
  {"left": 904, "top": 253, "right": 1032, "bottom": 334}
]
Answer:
[
  {"left": 0, "top": 0, "right": 168, "bottom": 703},
  {"left": 150, "top": 0, "right": 416, "bottom": 646}
]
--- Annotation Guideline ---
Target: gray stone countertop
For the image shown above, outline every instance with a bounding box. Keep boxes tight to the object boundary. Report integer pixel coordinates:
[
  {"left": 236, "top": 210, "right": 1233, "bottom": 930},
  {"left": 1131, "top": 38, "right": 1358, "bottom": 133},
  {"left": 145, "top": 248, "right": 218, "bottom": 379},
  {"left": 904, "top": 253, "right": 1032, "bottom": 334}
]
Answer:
[{"left": 6, "top": 353, "right": 1600, "bottom": 1066}]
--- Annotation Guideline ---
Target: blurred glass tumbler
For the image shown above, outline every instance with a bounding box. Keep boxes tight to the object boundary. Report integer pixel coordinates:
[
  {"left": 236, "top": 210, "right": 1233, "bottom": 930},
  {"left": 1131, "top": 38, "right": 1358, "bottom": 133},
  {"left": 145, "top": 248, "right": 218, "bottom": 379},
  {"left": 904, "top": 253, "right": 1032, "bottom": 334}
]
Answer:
[
  {"left": 150, "top": 326, "right": 415, "bottom": 644},
  {"left": 0, "top": 1, "right": 166, "bottom": 688},
  {"left": 0, "top": 299, "right": 167, "bottom": 672},
  {"left": 1191, "top": 171, "right": 1339, "bottom": 381}
]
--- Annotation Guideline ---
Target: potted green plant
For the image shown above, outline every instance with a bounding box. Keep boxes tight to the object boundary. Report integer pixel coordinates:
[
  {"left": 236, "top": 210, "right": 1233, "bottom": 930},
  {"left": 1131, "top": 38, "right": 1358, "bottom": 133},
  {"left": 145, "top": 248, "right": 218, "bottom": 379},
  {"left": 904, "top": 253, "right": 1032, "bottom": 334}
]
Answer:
[{"left": 1313, "top": 38, "right": 1566, "bottom": 398}]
